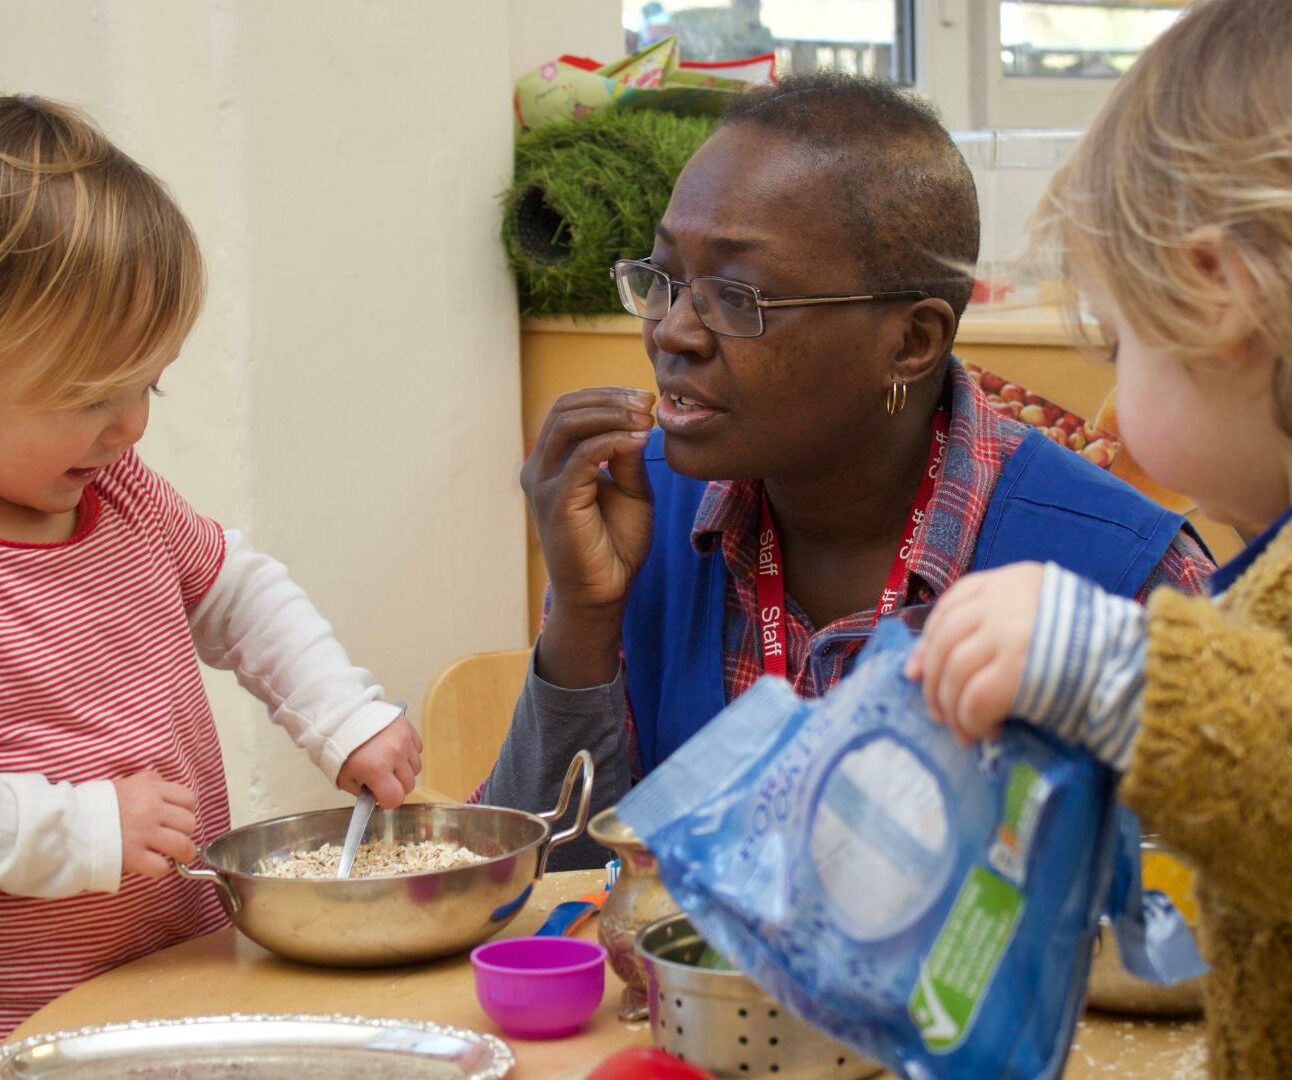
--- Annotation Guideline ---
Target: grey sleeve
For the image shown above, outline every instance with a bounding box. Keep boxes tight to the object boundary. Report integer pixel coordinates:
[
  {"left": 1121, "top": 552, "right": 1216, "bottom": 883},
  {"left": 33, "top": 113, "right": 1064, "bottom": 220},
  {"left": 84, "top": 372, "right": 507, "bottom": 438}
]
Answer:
[{"left": 479, "top": 642, "right": 631, "bottom": 870}]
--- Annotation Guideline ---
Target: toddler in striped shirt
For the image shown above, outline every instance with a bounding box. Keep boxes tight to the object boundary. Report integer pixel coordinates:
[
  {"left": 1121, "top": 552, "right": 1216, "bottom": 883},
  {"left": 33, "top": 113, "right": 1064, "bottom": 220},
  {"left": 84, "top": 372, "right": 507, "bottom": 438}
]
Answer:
[{"left": 0, "top": 96, "right": 422, "bottom": 1035}]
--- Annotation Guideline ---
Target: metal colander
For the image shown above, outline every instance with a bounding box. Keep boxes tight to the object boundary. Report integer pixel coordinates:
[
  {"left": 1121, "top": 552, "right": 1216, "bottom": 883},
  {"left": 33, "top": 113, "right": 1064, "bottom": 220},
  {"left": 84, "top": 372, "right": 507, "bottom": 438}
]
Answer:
[{"left": 635, "top": 914, "right": 883, "bottom": 1080}]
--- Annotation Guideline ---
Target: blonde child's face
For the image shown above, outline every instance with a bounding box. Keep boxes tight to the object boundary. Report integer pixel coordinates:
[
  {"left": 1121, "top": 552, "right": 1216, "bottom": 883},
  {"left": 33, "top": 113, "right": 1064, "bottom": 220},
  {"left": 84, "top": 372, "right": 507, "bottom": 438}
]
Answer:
[
  {"left": 1086, "top": 281, "right": 1292, "bottom": 533},
  {"left": 0, "top": 361, "right": 168, "bottom": 538}
]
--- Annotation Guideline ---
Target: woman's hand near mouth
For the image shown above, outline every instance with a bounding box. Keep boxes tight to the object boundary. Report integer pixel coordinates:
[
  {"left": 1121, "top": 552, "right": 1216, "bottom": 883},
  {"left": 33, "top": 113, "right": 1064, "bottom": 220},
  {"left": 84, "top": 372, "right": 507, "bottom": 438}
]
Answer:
[{"left": 521, "top": 387, "right": 656, "bottom": 688}]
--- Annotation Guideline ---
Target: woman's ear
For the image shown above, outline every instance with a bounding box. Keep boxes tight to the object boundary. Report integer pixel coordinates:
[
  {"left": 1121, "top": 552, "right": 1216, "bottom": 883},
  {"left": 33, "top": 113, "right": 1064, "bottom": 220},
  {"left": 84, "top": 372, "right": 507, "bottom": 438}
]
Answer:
[{"left": 894, "top": 297, "right": 957, "bottom": 384}]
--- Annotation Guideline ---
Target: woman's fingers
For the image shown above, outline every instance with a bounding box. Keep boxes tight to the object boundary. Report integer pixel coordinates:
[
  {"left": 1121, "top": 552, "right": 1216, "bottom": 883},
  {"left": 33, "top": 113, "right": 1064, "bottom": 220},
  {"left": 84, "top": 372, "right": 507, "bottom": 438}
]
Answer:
[
  {"left": 522, "top": 389, "right": 658, "bottom": 613},
  {"left": 606, "top": 432, "right": 653, "bottom": 503},
  {"left": 526, "top": 390, "right": 654, "bottom": 483},
  {"left": 554, "top": 430, "right": 652, "bottom": 514}
]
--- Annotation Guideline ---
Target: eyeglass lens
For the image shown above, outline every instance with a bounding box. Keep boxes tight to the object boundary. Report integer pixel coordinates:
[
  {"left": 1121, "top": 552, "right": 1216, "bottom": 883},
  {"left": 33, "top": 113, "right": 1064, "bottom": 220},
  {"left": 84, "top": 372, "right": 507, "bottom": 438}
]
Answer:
[{"left": 616, "top": 263, "right": 763, "bottom": 338}]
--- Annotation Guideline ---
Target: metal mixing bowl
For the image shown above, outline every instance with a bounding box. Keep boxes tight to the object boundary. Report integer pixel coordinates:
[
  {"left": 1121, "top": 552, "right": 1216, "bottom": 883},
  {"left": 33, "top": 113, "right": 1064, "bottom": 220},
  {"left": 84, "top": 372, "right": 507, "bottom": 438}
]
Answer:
[
  {"left": 1087, "top": 919, "right": 1205, "bottom": 1016},
  {"left": 1086, "top": 838, "right": 1205, "bottom": 1016},
  {"left": 636, "top": 914, "right": 883, "bottom": 1080},
  {"left": 177, "top": 752, "right": 592, "bottom": 967}
]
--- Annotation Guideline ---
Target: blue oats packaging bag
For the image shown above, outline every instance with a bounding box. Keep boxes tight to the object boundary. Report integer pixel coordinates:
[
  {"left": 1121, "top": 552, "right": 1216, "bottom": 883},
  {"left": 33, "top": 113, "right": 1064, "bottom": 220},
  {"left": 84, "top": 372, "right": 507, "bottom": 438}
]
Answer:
[{"left": 619, "top": 620, "right": 1180, "bottom": 1080}]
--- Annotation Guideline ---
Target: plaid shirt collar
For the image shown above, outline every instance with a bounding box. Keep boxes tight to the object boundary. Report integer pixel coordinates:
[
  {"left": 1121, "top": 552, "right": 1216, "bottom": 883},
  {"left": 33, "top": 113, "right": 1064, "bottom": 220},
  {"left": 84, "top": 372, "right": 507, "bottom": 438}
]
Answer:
[{"left": 690, "top": 358, "right": 1027, "bottom": 606}]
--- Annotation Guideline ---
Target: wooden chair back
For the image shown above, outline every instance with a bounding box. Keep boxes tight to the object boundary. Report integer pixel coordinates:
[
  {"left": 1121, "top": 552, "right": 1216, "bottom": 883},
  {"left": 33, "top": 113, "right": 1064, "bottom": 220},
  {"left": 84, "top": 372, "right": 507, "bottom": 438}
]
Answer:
[{"left": 418, "top": 648, "right": 530, "bottom": 802}]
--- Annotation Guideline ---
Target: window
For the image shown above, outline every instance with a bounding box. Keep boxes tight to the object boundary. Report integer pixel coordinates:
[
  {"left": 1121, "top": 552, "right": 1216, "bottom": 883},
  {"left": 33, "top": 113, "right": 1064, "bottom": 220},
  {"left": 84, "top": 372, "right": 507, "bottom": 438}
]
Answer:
[
  {"left": 622, "top": 0, "right": 916, "bottom": 84},
  {"left": 1000, "top": 0, "right": 1184, "bottom": 79}
]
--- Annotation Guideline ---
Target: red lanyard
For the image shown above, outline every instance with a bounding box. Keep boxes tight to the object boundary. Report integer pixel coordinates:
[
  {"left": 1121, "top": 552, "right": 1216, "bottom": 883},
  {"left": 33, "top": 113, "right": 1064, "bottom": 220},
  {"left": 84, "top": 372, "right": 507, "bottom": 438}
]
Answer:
[{"left": 754, "top": 409, "right": 950, "bottom": 678}]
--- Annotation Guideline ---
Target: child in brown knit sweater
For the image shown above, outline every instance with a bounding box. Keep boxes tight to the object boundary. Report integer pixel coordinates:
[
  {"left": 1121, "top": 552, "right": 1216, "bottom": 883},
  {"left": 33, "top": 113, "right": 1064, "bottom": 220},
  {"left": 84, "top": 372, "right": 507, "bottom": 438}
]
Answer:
[{"left": 906, "top": 0, "right": 1292, "bottom": 1075}]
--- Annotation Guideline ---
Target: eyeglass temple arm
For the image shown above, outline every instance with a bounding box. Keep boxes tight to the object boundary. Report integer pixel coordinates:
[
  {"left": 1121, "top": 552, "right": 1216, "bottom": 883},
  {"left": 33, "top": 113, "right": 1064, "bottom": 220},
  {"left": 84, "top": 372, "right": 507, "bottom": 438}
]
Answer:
[
  {"left": 757, "top": 290, "right": 930, "bottom": 308},
  {"left": 607, "top": 265, "right": 929, "bottom": 306}
]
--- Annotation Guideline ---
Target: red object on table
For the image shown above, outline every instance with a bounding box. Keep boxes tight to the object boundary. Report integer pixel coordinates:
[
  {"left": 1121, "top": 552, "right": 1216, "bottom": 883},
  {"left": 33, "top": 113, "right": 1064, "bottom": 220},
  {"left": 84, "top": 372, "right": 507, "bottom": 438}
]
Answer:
[{"left": 585, "top": 1047, "right": 715, "bottom": 1080}]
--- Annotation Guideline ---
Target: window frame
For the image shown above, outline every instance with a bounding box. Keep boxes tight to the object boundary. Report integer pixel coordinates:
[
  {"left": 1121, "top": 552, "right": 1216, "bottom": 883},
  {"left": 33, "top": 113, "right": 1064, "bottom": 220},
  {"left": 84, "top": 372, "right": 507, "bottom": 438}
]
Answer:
[
  {"left": 621, "top": 1, "right": 919, "bottom": 85},
  {"left": 969, "top": 0, "right": 1179, "bottom": 129}
]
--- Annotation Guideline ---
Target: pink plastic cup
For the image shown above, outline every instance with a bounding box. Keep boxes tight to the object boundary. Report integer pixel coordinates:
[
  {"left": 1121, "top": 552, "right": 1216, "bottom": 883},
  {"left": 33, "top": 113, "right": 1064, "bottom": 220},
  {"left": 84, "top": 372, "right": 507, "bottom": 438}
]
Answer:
[{"left": 470, "top": 936, "right": 607, "bottom": 1039}]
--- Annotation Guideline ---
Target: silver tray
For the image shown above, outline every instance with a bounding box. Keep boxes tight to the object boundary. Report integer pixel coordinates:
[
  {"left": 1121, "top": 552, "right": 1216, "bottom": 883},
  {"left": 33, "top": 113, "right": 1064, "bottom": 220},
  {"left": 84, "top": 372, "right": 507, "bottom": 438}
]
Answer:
[{"left": 0, "top": 1013, "right": 514, "bottom": 1079}]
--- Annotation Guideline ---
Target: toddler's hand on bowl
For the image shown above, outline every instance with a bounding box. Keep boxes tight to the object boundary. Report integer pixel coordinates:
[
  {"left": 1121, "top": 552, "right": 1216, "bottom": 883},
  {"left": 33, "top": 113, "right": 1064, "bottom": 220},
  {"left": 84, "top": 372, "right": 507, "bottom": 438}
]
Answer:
[
  {"left": 337, "top": 709, "right": 423, "bottom": 808},
  {"left": 113, "top": 770, "right": 197, "bottom": 878}
]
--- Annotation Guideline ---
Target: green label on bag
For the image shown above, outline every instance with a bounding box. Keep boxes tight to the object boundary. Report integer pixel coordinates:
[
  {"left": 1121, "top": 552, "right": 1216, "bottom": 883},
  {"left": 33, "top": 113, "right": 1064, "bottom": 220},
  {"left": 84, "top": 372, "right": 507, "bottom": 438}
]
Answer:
[
  {"left": 1004, "top": 763, "right": 1042, "bottom": 834},
  {"left": 989, "top": 762, "right": 1050, "bottom": 886},
  {"left": 908, "top": 865, "right": 1023, "bottom": 1053}
]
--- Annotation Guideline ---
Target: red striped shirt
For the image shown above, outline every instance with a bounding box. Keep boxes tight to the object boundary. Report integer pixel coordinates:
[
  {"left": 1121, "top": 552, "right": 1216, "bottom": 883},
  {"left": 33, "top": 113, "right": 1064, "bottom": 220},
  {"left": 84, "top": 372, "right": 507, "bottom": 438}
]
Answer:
[{"left": 0, "top": 449, "right": 231, "bottom": 1037}]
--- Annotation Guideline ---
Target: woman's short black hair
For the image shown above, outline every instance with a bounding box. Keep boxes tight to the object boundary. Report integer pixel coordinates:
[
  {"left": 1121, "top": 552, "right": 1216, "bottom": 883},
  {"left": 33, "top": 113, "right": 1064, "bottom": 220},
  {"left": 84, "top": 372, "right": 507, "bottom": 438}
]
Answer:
[{"left": 722, "top": 73, "right": 980, "bottom": 319}]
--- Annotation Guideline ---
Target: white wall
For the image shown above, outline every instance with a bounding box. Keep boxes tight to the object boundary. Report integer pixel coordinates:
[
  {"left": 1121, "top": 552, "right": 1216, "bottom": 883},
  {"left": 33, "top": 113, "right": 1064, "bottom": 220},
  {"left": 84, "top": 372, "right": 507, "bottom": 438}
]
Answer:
[
  {"left": 0, "top": 0, "right": 607, "bottom": 824},
  {"left": 509, "top": 0, "right": 624, "bottom": 77}
]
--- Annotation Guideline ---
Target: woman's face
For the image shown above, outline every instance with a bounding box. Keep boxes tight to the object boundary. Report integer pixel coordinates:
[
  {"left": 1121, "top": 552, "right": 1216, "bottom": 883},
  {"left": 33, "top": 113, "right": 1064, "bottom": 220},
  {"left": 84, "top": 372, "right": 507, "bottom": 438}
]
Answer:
[{"left": 643, "top": 125, "right": 923, "bottom": 484}]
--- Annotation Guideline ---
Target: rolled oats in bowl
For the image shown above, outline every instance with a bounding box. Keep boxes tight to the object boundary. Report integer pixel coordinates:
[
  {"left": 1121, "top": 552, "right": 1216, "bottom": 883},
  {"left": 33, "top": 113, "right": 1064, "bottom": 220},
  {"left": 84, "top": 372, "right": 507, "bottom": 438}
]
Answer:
[{"left": 256, "top": 840, "right": 487, "bottom": 879}]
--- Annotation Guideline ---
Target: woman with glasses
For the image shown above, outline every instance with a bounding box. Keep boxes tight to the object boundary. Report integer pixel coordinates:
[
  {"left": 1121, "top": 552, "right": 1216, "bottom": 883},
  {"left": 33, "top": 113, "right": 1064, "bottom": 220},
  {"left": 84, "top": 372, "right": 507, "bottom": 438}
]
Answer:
[{"left": 481, "top": 74, "right": 1213, "bottom": 869}]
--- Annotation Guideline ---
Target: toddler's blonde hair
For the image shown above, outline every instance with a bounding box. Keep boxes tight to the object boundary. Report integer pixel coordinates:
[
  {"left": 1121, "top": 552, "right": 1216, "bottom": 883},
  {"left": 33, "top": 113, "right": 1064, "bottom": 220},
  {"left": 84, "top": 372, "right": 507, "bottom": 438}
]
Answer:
[
  {"left": 0, "top": 95, "right": 204, "bottom": 407},
  {"left": 1032, "top": 0, "right": 1292, "bottom": 428}
]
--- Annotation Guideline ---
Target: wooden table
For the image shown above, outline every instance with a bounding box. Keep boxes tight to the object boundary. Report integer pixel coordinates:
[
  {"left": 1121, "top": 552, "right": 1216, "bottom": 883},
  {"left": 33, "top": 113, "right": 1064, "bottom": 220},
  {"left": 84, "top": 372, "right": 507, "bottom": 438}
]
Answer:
[{"left": 7, "top": 870, "right": 1207, "bottom": 1078}]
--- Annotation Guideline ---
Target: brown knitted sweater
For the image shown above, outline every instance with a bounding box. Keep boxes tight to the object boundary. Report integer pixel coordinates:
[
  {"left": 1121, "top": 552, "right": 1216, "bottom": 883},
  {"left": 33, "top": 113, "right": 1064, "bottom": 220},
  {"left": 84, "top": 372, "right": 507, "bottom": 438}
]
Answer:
[{"left": 1121, "top": 519, "right": 1292, "bottom": 1078}]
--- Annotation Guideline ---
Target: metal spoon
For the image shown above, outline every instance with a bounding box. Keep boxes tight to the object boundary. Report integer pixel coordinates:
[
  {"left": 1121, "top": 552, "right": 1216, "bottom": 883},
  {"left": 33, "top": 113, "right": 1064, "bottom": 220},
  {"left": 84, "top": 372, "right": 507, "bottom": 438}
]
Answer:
[
  {"left": 335, "top": 787, "right": 376, "bottom": 880},
  {"left": 336, "top": 700, "right": 407, "bottom": 880}
]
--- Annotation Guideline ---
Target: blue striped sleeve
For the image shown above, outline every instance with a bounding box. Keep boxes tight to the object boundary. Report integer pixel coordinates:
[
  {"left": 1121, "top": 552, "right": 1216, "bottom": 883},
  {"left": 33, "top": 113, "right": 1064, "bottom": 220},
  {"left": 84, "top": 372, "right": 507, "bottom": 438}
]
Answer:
[{"left": 1011, "top": 562, "right": 1146, "bottom": 770}]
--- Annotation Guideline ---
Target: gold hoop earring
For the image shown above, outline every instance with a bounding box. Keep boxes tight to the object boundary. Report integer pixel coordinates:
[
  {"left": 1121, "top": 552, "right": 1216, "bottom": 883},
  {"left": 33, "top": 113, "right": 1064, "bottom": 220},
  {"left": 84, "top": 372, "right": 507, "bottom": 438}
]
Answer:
[{"left": 885, "top": 379, "right": 908, "bottom": 417}]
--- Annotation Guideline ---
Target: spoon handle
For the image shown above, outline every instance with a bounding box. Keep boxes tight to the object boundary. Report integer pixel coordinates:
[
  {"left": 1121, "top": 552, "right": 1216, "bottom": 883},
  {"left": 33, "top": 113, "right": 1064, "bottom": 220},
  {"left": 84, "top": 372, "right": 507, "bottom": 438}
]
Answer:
[
  {"left": 335, "top": 700, "right": 406, "bottom": 879},
  {"left": 336, "top": 787, "right": 377, "bottom": 879}
]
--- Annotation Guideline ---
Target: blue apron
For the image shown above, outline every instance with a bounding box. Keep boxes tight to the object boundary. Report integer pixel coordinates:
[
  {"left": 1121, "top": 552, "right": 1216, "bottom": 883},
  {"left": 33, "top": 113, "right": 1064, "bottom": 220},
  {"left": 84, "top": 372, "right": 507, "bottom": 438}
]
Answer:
[{"left": 623, "top": 426, "right": 1196, "bottom": 773}]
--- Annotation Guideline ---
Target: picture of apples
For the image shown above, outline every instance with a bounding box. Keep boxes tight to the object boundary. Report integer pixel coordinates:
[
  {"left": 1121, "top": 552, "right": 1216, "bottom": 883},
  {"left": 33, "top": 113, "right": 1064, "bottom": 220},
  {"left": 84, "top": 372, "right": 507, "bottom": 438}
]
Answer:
[
  {"left": 979, "top": 371, "right": 1005, "bottom": 395},
  {"left": 1082, "top": 438, "right": 1116, "bottom": 468},
  {"left": 999, "top": 384, "right": 1026, "bottom": 404},
  {"left": 964, "top": 362, "right": 1122, "bottom": 474}
]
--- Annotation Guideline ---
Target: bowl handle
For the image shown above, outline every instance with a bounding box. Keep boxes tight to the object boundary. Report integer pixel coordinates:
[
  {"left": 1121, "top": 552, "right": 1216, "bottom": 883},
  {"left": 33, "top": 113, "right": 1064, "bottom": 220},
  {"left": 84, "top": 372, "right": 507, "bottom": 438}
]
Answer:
[
  {"left": 175, "top": 859, "right": 241, "bottom": 915},
  {"left": 536, "top": 749, "right": 595, "bottom": 877}
]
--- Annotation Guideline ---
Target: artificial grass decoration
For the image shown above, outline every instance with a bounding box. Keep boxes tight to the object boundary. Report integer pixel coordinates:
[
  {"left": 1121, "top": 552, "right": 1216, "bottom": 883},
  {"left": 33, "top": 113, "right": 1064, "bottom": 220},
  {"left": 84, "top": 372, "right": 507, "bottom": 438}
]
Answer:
[{"left": 503, "top": 109, "right": 718, "bottom": 316}]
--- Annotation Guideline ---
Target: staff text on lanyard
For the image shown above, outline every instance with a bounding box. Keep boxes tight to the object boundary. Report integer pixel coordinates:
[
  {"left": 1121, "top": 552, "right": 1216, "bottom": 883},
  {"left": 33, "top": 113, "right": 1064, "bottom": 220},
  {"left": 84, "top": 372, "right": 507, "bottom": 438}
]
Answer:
[{"left": 755, "top": 409, "right": 951, "bottom": 678}]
